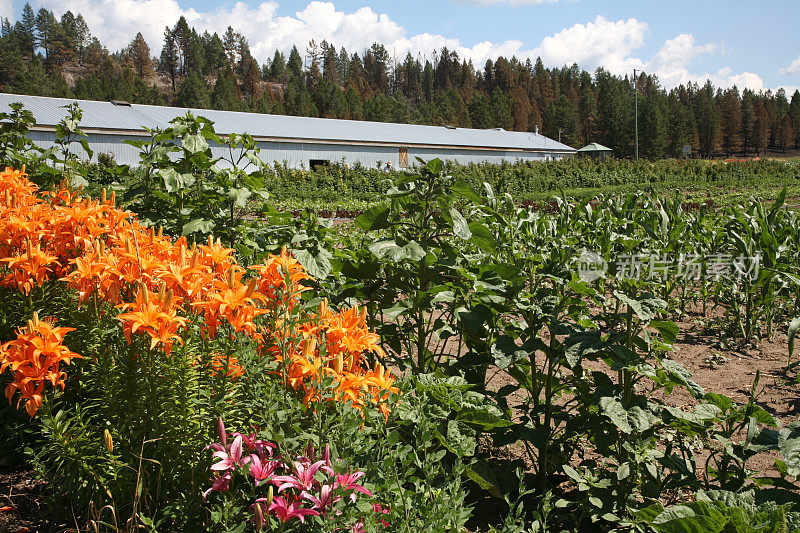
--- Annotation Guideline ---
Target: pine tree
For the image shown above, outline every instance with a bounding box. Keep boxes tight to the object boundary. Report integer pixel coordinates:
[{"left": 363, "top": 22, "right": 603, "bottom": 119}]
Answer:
[
  {"left": 176, "top": 72, "right": 211, "bottom": 108},
  {"left": 19, "top": 3, "right": 37, "bottom": 56},
  {"left": 202, "top": 32, "right": 226, "bottom": 74},
  {"left": 753, "top": 102, "right": 769, "bottom": 156},
  {"left": 35, "top": 8, "right": 57, "bottom": 58},
  {"left": 268, "top": 50, "right": 287, "bottom": 83},
  {"left": 128, "top": 33, "right": 152, "bottom": 79},
  {"left": 241, "top": 57, "right": 261, "bottom": 99},
  {"left": 694, "top": 82, "right": 721, "bottom": 157},
  {"left": 789, "top": 90, "right": 800, "bottom": 149},
  {"left": 211, "top": 65, "right": 240, "bottom": 110},
  {"left": 287, "top": 46, "right": 303, "bottom": 87},
  {"left": 73, "top": 14, "right": 90, "bottom": 64},
  {"left": 719, "top": 87, "right": 742, "bottom": 155},
  {"left": 160, "top": 27, "right": 178, "bottom": 90}
]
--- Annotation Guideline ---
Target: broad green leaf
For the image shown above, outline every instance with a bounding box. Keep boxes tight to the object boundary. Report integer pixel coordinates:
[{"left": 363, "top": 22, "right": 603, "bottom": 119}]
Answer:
[
  {"left": 228, "top": 187, "right": 252, "bottom": 207},
  {"left": 598, "top": 397, "right": 658, "bottom": 434},
  {"left": 468, "top": 222, "right": 496, "bottom": 252},
  {"left": 368, "top": 239, "right": 426, "bottom": 262},
  {"left": 464, "top": 460, "right": 503, "bottom": 498},
  {"left": 354, "top": 205, "right": 391, "bottom": 231},
  {"left": 292, "top": 248, "right": 332, "bottom": 279},
  {"left": 449, "top": 207, "right": 472, "bottom": 240},
  {"left": 182, "top": 218, "right": 214, "bottom": 235},
  {"left": 182, "top": 132, "right": 208, "bottom": 153},
  {"left": 661, "top": 359, "right": 704, "bottom": 397},
  {"left": 651, "top": 320, "right": 679, "bottom": 345}
]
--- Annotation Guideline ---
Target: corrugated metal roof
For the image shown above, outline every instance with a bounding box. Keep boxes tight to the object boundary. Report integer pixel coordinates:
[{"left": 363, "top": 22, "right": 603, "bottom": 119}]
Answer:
[
  {"left": 576, "top": 142, "right": 612, "bottom": 152},
  {"left": 0, "top": 92, "right": 576, "bottom": 152}
]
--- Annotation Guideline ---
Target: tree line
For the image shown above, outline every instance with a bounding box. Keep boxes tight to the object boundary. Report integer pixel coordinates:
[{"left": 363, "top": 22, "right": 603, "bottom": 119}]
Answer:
[{"left": 0, "top": 4, "right": 799, "bottom": 159}]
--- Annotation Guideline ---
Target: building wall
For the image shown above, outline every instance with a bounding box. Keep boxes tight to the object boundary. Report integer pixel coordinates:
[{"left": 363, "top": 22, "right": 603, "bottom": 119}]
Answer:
[{"left": 26, "top": 130, "right": 570, "bottom": 169}]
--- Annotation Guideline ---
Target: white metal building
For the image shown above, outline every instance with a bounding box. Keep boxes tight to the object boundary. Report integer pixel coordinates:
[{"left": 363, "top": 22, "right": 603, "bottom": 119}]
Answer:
[{"left": 0, "top": 93, "right": 575, "bottom": 169}]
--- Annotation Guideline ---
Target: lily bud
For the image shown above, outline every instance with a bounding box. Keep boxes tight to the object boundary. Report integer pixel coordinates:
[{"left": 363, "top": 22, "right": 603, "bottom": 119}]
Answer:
[
  {"left": 216, "top": 417, "right": 227, "bottom": 446},
  {"left": 104, "top": 429, "right": 114, "bottom": 453},
  {"left": 358, "top": 307, "right": 367, "bottom": 328},
  {"left": 245, "top": 278, "right": 258, "bottom": 299},
  {"left": 254, "top": 500, "right": 264, "bottom": 532},
  {"left": 333, "top": 352, "right": 344, "bottom": 373},
  {"left": 140, "top": 282, "right": 149, "bottom": 305},
  {"left": 179, "top": 244, "right": 186, "bottom": 266},
  {"left": 161, "top": 290, "right": 173, "bottom": 312},
  {"left": 157, "top": 226, "right": 163, "bottom": 238},
  {"left": 323, "top": 443, "right": 331, "bottom": 467},
  {"left": 228, "top": 265, "right": 235, "bottom": 288},
  {"left": 266, "top": 485, "right": 274, "bottom": 506},
  {"left": 319, "top": 298, "right": 328, "bottom": 317},
  {"left": 109, "top": 191, "right": 116, "bottom": 206},
  {"left": 101, "top": 188, "right": 106, "bottom": 204},
  {"left": 302, "top": 336, "right": 317, "bottom": 358},
  {"left": 208, "top": 234, "right": 214, "bottom": 248}
]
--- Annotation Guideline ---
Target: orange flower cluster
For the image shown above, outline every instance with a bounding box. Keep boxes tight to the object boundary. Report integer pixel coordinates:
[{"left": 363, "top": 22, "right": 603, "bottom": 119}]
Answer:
[
  {"left": 0, "top": 167, "right": 396, "bottom": 418},
  {"left": 0, "top": 312, "right": 81, "bottom": 416},
  {"left": 284, "top": 300, "right": 399, "bottom": 419}
]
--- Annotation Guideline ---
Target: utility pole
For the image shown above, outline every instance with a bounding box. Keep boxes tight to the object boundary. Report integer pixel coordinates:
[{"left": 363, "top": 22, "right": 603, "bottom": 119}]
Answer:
[
  {"left": 633, "top": 69, "right": 639, "bottom": 161},
  {"left": 558, "top": 128, "right": 562, "bottom": 143}
]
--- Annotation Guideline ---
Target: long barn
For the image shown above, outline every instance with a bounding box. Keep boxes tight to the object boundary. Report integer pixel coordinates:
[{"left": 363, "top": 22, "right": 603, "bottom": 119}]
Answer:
[{"left": 0, "top": 93, "right": 575, "bottom": 169}]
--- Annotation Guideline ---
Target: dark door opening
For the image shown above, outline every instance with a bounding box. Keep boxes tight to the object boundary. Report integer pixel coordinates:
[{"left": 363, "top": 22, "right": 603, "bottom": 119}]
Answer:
[{"left": 309, "top": 159, "right": 330, "bottom": 171}]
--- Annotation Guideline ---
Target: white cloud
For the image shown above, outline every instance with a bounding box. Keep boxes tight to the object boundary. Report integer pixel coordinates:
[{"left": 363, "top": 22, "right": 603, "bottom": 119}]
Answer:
[
  {"left": 530, "top": 15, "right": 648, "bottom": 73},
  {"left": 780, "top": 53, "right": 800, "bottom": 75},
  {"left": 20, "top": 1, "right": 783, "bottom": 91},
  {"left": 0, "top": 0, "right": 13, "bottom": 19}
]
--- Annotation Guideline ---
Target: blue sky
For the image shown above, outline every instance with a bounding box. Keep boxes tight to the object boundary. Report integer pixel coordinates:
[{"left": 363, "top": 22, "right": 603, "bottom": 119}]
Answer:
[{"left": 6, "top": 0, "right": 800, "bottom": 92}]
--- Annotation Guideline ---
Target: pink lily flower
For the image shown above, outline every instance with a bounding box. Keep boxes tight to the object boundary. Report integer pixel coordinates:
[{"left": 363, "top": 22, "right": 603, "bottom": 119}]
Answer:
[
  {"left": 233, "top": 432, "right": 276, "bottom": 458},
  {"left": 202, "top": 472, "right": 231, "bottom": 501},
  {"left": 258, "top": 495, "right": 319, "bottom": 523},
  {"left": 335, "top": 471, "right": 373, "bottom": 502},
  {"left": 272, "top": 459, "right": 327, "bottom": 492},
  {"left": 300, "top": 483, "right": 341, "bottom": 512},
  {"left": 248, "top": 454, "right": 277, "bottom": 486},
  {"left": 211, "top": 434, "right": 249, "bottom": 472}
]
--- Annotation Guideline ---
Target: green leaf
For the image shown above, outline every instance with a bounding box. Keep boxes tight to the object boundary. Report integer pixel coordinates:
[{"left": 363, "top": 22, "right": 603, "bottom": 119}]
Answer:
[
  {"left": 228, "top": 187, "right": 252, "bottom": 207},
  {"left": 464, "top": 460, "right": 503, "bottom": 498},
  {"left": 449, "top": 207, "right": 472, "bottom": 240},
  {"left": 598, "top": 397, "right": 658, "bottom": 434},
  {"left": 292, "top": 248, "right": 332, "bottom": 279},
  {"left": 661, "top": 359, "right": 705, "bottom": 397},
  {"left": 354, "top": 205, "right": 391, "bottom": 231},
  {"left": 468, "top": 222, "right": 496, "bottom": 252},
  {"left": 651, "top": 320, "right": 679, "bottom": 344},
  {"left": 617, "top": 462, "right": 631, "bottom": 481},
  {"left": 425, "top": 158, "right": 444, "bottom": 174},
  {"left": 368, "top": 239, "right": 425, "bottom": 262},
  {"left": 789, "top": 317, "right": 800, "bottom": 364},
  {"left": 182, "top": 132, "right": 208, "bottom": 153},
  {"left": 181, "top": 218, "right": 214, "bottom": 235},
  {"left": 613, "top": 291, "right": 665, "bottom": 321}
]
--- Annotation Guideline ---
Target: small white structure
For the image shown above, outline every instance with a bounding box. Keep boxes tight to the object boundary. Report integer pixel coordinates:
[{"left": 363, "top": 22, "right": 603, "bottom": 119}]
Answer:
[{"left": 0, "top": 93, "right": 576, "bottom": 169}]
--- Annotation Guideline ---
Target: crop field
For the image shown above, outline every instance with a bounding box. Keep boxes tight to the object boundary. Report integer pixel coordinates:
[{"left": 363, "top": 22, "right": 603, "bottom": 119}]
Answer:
[{"left": 3, "top": 109, "right": 800, "bottom": 532}]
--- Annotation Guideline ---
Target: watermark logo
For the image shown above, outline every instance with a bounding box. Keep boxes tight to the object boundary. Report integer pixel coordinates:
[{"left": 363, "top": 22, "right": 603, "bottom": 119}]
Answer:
[{"left": 577, "top": 250, "right": 608, "bottom": 282}]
